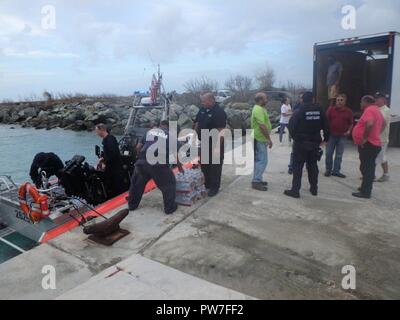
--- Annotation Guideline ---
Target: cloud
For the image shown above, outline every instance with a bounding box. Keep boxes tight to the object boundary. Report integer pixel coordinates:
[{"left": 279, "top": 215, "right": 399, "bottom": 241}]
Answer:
[
  {"left": 0, "top": 14, "right": 43, "bottom": 36},
  {"left": 55, "top": 0, "right": 399, "bottom": 64},
  {"left": 2, "top": 48, "right": 79, "bottom": 58},
  {"left": 0, "top": 0, "right": 399, "bottom": 100}
]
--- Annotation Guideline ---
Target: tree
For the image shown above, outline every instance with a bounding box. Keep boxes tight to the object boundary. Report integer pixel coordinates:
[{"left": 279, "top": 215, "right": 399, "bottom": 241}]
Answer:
[
  {"left": 183, "top": 76, "right": 219, "bottom": 105},
  {"left": 256, "top": 66, "right": 276, "bottom": 90},
  {"left": 285, "top": 81, "right": 308, "bottom": 98},
  {"left": 225, "top": 75, "right": 253, "bottom": 102},
  {"left": 43, "top": 91, "right": 52, "bottom": 101}
]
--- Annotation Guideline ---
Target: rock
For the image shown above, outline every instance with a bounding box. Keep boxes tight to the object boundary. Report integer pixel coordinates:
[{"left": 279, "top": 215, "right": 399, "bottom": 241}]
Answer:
[
  {"left": 170, "top": 103, "right": 184, "bottom": 114},
  {"left": 10, "top": 111, "right": 21, "bottom": 122},
  {"left": 224, "top": 107, "right": 251, "bottom": 130},
  {"left": 21, "top": 107, "right": 38, "bottom": 118},
  {"left": 186, "top": 105, "right": 199, "bottom": 119},
  {"left": 36, "top": 122, "right": 48, "bottom": 130},
  {"left": 169, "top": 109, "right": 179, "bottom": 122},
  {"left": 38, "top": 110, "right": 49, "bottom": 119},
  {"left": 111, "top": 125, "right": 124, "bottom": 136},
  {"left": 99, "top": 108, "right": 118, "bottom": 120},
  {"left": 225, "top": 109, "right": 244, "bottom": 130},
  {"left": 177, "top": 114, "right": 193, "bottom": 129},
  {"left": 141, "top": 111, "right": 159, "bottom": 124},
  {"left": 231, "top": 102, "right": 250, "bottom": 110},
  {"left": 64, "top": 112, "right": 78, "bottom": 124},
  {"left": 65, "top": 120, "right": 86, "bottom": 131},
  {"left": 85, "top": 113, "right": 107, "bottom": 124},
  {"left": 0, "top": 109, "right": 10, "bottom": 123},
  {"left": 0, "top": 99, "right": 211, "bottom": 133},
  {"left": 93, "top": 102, "right": 106, "bottom": 110},
  {"left": 106, "top": 118, "right": 117, "bottom": 125}
]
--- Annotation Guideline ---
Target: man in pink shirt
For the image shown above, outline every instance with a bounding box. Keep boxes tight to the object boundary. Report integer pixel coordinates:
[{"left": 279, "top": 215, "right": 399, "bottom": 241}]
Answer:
[{"left": 352, "top": 95, "right": 385, "bottom": 199}]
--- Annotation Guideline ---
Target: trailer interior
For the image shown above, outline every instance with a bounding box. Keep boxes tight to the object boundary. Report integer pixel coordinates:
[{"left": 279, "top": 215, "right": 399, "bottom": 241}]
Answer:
[{"left": 314, "top": 35, "right": 394, "bottom": 115}]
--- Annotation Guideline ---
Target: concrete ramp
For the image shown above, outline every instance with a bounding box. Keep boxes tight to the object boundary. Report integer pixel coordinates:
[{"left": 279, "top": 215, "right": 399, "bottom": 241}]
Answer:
[{"left": 57, "top": 254, "right": 254, "bottom": 300}]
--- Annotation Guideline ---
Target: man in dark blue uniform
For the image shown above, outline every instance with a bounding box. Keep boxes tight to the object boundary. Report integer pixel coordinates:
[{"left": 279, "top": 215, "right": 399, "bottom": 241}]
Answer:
[
  {"left": 128, "top": 121, "right": 182, "bottom": 215},
  {"left": 194, "top": 93, "right": 227, "bottom": 197},
  {"left": 288, "top": 94, "right": 305, "bottom": 174},
  {"left": 284, "top": 92, "right": 329, "bottom": 198},
  {"left": 95, "top": 123, "right": 127, "bottom": 198}
]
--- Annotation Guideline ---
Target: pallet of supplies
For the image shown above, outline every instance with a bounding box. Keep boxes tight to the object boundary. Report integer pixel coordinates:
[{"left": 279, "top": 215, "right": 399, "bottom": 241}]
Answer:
[{"left": 176, "top": 168, "right": 206, "bottom": 206}]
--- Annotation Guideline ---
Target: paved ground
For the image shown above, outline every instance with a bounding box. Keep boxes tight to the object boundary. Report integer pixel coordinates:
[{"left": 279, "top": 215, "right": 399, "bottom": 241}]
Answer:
[
  {"left": 0, "top": 134, "right": 399, "bottom": 300},
  {"left": 144, "top": 139, "right": 400, "bottom": 299}
]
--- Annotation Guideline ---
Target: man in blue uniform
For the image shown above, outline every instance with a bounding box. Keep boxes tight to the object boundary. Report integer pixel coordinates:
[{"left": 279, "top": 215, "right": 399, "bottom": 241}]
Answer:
[
  {"left": 95, "top": 123, "right": 127, "bottom": 198},
  {"left": 194, "top": 93, "right": 227, "bottom": 197},
  {"left": 128, "top": 121, "right": 182, "bottom": 215},
  {"left": 284, "top": 92, "right": 329, "bottom": 198},
  {"left": 288, "top": 94, "right": 304, "bottom": 174}
]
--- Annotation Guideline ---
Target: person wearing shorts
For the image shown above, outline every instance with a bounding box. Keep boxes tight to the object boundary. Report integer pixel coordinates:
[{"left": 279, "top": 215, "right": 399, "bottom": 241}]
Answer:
[{"left": 375, "top": 92, "right": 391, "bottom": 182}]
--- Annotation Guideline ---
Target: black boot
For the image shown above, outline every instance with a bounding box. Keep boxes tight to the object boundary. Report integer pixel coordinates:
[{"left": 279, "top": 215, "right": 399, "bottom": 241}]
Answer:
[{"left": 284, "top": 190, "right": 300, "bottom": 199}]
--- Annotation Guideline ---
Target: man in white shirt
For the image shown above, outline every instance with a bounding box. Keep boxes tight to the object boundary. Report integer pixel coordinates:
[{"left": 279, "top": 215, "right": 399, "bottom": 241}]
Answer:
[
  {"left": 375, "top": 92, "right": 391, "bottom": 182},
  {"left": 280, "top": 97, "right": 292, "bottom": 144}
]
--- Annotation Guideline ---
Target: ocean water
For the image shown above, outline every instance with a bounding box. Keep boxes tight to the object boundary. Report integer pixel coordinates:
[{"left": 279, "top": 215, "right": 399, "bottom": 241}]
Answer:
[
  {"left": 0, "top": 125, "right": 101, "bottom": 183},
  {"left": 0, "top": 125, "right": 106, "bottom": 264}
]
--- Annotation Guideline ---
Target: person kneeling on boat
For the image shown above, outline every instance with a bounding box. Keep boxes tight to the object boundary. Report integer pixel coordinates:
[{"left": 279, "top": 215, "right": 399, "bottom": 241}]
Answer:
[
  {"left": 29, "top": 152, "right": 64, "bottom": 188},
  {"left": 95, "top": 123, "right": 128, "bottom": 198},
  {"left": 128, "top": 120, "right": 183, "bottom": 215}
]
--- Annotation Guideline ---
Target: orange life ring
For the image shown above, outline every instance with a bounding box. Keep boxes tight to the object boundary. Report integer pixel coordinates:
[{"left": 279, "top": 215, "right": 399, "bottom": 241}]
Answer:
[{"left": 18, "top": 183, "right": 50, "bottom": 223}]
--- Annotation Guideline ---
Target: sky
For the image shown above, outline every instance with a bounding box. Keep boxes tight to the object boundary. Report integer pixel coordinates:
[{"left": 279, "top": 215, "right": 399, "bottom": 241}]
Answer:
[{"left": 0, "top": 0, "right": 399, "bottom": 101}]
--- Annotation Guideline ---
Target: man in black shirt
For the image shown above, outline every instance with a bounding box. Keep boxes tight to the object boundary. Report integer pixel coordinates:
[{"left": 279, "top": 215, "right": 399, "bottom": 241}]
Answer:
[
  {"left": 95, "top": 123, "right": 127, "bottom": 198},
  {"left": 128, "top": 121, "right": 182, "bottom": 215},
  {"left": 284, "top": 92, "right": 329, "bottom": 198},
  {"left": 29, "top": 152, "right": 64, "bottom": 188},
  {"left": 194, "top": 93, "right": 227, "bottom": 197}
]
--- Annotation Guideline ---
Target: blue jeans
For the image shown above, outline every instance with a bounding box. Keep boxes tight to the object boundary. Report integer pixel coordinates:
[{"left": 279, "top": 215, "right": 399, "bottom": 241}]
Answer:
[
  {"left": 279, "top": 123, "right": 291, "bottom": 143},
  {"left": 253, "top": 141, "right": 268, "bottom": 183},
  {"left": 325, "top": 135, "right": 346, "bottom": 174}
]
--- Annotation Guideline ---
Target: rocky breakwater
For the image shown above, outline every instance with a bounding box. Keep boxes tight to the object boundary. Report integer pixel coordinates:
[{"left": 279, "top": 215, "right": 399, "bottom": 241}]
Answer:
[
  {"left": 0, "top": 99, "right": 280, "bottom": 134},
  {"left": 0, "top": 100, "right": 134, "bottom": 135},
  {"left": 223, "top": 101, "right": 281, "bottom": 130}
]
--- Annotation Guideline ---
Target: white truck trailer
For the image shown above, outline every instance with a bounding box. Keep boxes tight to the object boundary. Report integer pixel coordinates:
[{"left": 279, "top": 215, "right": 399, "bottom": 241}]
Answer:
[{"left": 313, "top": 32, "right": 400, "bottom": 146}]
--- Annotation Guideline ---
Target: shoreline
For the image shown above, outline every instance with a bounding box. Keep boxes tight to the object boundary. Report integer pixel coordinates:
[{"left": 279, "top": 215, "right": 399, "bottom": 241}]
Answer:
[{"left": 0, "top": 98, "right": 282, "bottom": 134}]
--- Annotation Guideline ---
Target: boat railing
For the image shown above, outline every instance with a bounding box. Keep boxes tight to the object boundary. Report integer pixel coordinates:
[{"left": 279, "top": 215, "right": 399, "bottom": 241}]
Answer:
[{"left": 0, "top": 176, "right": 17, "bottom": 193}]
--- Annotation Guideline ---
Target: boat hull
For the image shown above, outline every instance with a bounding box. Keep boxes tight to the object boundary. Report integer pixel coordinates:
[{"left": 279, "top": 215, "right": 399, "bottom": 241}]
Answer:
[{"left": 0, "top": 198, "right": 56, "bottom": 243}]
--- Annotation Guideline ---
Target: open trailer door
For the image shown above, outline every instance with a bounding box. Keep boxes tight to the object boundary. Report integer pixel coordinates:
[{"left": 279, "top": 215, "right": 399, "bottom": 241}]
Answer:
[
  {"left": 314, "top": 32, "right": 400, "bottom": 146},
  {"left": 389, "top": 32, "right": 400, "bottom": 146}
]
